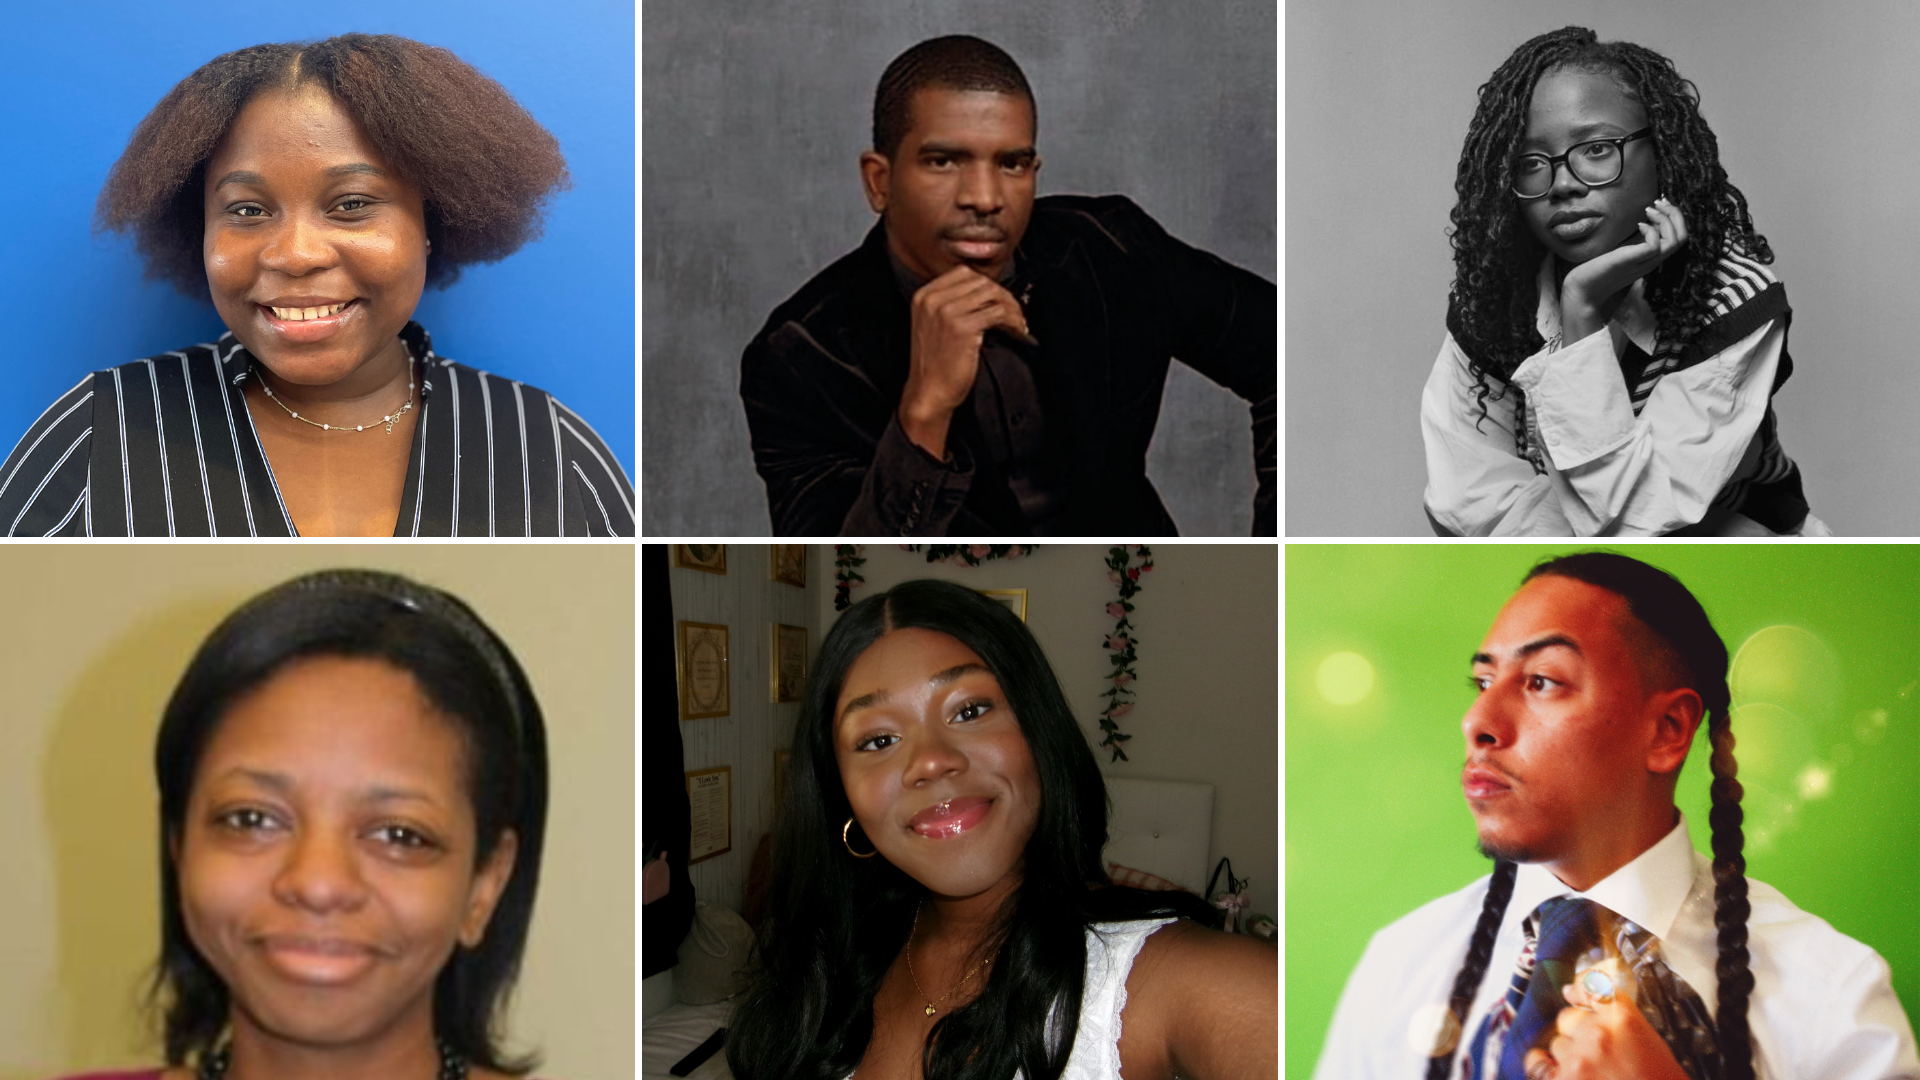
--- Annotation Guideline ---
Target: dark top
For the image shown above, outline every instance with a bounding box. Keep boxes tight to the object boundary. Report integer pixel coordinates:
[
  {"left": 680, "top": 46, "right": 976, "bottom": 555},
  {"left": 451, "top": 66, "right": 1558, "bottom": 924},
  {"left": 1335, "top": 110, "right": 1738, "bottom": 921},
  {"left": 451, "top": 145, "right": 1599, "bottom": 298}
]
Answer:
[
  {"left": 741, "top": 195, "right": 1275, "bottom": 536},
  {"left": 0, "top": 322, "right": 633, "bottom": 536}
]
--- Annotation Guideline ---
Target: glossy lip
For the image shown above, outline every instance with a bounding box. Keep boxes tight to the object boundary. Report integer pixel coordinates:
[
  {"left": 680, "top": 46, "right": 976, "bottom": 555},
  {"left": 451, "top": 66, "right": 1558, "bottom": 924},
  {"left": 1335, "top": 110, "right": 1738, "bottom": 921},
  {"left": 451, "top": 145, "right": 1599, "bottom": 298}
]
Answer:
[
  {"left": 1462, "top": 765, "right": 1514, "bottom": 801},
  {"left": 906, "top": 795, "right": 994, "bottom": 839},
  {"left": 253, "top": 934, "right": 382, "bottom": 986},
  {"left": 256, "top": 298, "right": 362, "bottom": 345}
]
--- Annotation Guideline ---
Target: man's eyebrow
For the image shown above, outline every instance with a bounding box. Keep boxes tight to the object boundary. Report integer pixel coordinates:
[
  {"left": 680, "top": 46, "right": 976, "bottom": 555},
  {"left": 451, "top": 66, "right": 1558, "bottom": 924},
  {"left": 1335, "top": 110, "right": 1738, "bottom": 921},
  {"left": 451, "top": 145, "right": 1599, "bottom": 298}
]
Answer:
[
  {"left": 917, "top": 142, "right": 976, "bottom": 157},
  {"left": 838, "top": 663, "right": 993, "bottom": 722},
  {"left": 1470, "top": 634, "right": 1581, "bottom": 666}
]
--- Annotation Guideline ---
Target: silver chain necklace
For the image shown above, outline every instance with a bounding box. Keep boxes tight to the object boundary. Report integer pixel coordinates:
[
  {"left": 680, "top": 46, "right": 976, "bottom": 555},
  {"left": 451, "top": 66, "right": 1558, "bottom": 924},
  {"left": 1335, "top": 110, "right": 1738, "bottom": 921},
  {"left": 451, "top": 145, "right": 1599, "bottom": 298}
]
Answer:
[{"left": 253, "top": 355, "right": 416, "bottom": 434}]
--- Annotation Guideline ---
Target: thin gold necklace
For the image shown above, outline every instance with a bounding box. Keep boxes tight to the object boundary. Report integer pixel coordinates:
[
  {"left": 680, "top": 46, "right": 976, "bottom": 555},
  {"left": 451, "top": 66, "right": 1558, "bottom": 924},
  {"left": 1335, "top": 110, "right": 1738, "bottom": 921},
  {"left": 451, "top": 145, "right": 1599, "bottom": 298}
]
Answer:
[
  {"left": 253, "top": 355, "right": 416, "bottom": 434},
  {"left": 904, "top": 902, "right": 994, "bottom": 1018}
]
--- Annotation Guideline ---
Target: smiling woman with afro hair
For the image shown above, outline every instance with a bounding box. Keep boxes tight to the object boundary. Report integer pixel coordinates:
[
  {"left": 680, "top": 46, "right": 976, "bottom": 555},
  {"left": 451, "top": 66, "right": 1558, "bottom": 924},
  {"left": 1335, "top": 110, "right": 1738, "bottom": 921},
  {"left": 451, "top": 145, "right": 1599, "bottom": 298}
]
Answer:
[
  {"left": 1419, "top": 26, "right": 1825, "bottom": 540},
  {"left": 0, "top": 33, "right": 633, "bottom": 539}
]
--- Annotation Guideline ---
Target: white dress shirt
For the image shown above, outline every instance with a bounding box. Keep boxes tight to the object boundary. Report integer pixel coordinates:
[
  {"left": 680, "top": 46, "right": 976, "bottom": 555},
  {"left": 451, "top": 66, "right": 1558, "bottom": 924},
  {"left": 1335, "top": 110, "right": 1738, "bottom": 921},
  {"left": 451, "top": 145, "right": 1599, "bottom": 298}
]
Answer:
[
  {"left": 1314, "top": 817, "right": 1919, "bottom": 1080},
  {"left": 1420, "top": 259, "right": 1824, "bottom": 537}
]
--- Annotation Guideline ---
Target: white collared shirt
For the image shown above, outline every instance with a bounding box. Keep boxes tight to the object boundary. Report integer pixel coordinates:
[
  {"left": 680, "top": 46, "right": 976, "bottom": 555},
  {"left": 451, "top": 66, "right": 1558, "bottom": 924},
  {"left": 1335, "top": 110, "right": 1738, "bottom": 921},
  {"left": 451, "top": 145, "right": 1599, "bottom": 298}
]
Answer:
[
  {"left": 1313, "top": 817, "right": 1920, "bottom": 1080},
  {"left": 1420, "top": 260, "right": 1795, "bottom": 536}
]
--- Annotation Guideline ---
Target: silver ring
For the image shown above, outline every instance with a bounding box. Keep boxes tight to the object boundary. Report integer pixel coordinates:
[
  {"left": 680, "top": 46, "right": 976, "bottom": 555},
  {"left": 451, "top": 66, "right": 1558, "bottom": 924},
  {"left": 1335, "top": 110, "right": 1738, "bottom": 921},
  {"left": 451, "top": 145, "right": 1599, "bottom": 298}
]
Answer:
[{"left": 1580, "top": 968, "right": 1615, "bottom": 1003}]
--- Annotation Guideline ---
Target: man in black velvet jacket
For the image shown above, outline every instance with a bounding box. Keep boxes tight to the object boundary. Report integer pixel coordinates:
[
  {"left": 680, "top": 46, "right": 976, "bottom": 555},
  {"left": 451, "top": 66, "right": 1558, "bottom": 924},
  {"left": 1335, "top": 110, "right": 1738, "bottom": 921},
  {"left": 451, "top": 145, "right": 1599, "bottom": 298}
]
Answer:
[{"left": 740, "top": 35, "right": 1274, "bottom": 536}]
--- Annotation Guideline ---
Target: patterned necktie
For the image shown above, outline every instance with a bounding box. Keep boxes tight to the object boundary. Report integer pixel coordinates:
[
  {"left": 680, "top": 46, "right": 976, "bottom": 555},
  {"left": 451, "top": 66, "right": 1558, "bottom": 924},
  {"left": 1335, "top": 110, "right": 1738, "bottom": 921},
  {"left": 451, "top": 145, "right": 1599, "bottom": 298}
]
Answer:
[{"left": 1466, "top": 896, "right": 1725, "bottom": 1080}]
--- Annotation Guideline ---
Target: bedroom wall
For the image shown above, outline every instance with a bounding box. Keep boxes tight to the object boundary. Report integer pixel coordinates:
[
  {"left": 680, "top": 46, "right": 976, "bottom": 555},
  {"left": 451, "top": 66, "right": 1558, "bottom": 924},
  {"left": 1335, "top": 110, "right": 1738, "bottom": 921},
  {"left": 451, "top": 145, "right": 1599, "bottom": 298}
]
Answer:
[
  {"left": 814, "top": 544, "right": 1280, "bottom": 922},
  {"left": 667, "top": 545, "right": 823, "bottom": 917}
]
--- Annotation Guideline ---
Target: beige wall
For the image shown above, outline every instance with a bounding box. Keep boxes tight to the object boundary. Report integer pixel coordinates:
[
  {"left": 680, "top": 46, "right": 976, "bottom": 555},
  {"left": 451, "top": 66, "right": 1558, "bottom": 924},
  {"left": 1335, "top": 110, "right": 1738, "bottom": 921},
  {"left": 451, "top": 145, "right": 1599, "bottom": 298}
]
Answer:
[
  {"left": 813, "top": 545, "right": 1279, "bottom": 921},
  {"left": 0, "top": 544, "right": 634, "bottom": 1080}
]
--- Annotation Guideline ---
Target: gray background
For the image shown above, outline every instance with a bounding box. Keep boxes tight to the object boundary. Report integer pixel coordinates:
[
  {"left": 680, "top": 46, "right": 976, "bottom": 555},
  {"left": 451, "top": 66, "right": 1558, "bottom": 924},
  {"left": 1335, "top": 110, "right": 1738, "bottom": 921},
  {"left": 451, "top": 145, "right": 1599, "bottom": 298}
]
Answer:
[
  {"left": 643, "top": 0, "right": 1277, "bottom": 536},
  {"left": 1287, "top": 0, "right": 1920, "bottom": 536}
]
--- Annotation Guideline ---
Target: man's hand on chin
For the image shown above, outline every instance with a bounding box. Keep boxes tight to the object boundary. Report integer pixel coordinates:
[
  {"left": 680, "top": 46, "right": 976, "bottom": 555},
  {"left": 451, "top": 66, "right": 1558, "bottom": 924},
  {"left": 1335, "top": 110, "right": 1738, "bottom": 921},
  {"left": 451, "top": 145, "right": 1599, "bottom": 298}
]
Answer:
[{"left": 898, "top": 264, "right": 1030, "bottom": 459}]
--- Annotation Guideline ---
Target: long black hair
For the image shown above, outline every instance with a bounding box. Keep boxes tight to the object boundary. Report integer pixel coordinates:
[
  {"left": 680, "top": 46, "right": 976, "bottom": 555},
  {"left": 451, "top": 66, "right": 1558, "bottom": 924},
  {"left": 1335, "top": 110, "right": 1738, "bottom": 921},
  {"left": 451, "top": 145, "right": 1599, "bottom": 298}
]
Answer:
[
  {"left": 151, "top": 569, "right": 548, "bottom": 1074},
  {"left": 1425, "top": 552, "right": 1750, "bottom": 1080},
  {"left": 1447, "top": 27, "right": 1772, "bottom": 431},
  {"left": 727, "top": 579, "right": 1215, "bottom": 1080}
]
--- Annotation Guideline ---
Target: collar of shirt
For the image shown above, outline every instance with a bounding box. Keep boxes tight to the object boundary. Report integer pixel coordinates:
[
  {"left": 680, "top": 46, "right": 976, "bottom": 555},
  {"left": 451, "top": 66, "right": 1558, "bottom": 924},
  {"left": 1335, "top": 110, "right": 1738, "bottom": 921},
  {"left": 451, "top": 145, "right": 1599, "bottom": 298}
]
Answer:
[
  {"left": 1508, "top": 814, "right": 1696, "bottom": 942},
  {"left": 1533, "top": 254, "right": 1657, "bottom": 354}
]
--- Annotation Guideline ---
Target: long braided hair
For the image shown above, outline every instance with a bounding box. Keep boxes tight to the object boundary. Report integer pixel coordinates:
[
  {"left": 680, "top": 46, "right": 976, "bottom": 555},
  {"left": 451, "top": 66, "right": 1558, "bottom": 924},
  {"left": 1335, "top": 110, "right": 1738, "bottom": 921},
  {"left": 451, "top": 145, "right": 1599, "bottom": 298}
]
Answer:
[
  {"left": 1425, "top": 552, "right": 1752, "bottom": 1080},
  {"left": 1447, "top": 27, "right": 1773, "bottom": 435}
]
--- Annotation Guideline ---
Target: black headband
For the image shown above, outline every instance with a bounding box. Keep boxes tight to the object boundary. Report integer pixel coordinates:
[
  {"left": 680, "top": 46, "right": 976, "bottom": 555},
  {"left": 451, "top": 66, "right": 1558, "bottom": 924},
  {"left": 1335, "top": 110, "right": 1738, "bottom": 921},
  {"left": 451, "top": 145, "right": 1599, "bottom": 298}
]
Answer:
[{"left": 283, "top": 569, "right": 527, "bottom": 743}]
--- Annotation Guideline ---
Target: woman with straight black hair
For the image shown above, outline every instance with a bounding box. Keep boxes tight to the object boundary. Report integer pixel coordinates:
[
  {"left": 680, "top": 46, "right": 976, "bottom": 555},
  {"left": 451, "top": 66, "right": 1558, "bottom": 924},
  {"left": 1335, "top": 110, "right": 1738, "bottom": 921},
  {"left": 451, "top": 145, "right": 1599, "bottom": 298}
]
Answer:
[
  {"left": 728, "top": 579, "right": 1275, "bottom": 1080},
  {"left": 55, "top": 569, "right": 551, "bottom": 1080}
]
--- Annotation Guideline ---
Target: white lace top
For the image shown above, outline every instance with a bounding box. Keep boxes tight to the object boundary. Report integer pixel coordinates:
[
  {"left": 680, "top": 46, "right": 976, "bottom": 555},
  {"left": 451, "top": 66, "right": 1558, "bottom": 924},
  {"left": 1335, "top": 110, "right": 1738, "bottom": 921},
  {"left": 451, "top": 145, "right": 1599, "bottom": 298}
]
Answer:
[
  {"left": 846, "top": 917, "right": 1177, "bottom": 1080},
  {"left": 1059, "top": 917, "right": 1178, "bottom": 1078}
]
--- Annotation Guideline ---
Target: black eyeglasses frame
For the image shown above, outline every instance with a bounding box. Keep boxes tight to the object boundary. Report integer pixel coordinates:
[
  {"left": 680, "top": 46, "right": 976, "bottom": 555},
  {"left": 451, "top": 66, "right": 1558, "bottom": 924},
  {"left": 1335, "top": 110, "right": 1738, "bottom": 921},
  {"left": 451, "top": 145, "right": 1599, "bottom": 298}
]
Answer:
[{"left": 1511, "top": 127, "right": 1654, "bottom": 200}]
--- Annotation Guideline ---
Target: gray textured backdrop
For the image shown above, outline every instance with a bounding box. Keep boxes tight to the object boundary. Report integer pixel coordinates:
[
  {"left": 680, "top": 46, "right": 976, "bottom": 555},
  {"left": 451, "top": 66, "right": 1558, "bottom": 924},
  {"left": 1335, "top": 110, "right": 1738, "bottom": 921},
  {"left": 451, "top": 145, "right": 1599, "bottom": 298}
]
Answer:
[
  {"left": 643, "top": 0, "right": 1276, "bottom": 536},
  {"left": 1287, "top": 0, "right": 1920, "bottom": 536}
]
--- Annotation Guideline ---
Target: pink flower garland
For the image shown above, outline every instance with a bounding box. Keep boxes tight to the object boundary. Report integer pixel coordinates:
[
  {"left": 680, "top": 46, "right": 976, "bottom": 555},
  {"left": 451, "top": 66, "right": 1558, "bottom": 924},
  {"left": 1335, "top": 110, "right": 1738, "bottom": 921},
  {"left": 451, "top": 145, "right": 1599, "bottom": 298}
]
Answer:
[
  {"left": 833, "top": 545, "right": 866, "bottom": 611},
  {"left": 902, "top": 544, "right": 1036, "bottom": 567},
  {"left": 1098, "top": 545, "right": 1153, "bottom": 762}
]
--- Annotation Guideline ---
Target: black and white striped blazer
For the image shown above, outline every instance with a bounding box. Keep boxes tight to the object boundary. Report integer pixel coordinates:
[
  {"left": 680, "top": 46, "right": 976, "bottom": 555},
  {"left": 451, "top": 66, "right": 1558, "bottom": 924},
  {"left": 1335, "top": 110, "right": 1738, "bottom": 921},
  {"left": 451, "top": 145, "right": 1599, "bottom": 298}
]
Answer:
[{"left": 0, "top": 322, "right": 633, "bottom": 536}]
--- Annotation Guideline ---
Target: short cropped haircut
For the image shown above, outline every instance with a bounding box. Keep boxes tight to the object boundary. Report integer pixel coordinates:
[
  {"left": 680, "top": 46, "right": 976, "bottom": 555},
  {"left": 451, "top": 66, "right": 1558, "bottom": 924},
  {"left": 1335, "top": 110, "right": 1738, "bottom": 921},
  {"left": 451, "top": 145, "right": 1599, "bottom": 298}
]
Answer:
[
  {"left": 152, "top": 569, "right": 549, "bottom": 1075},
  {"left": 97, "top": 33, "right": 569, "bottom": 299},
  {"left": 871, "top": 34, "right": 1036, "bottom": 159}
]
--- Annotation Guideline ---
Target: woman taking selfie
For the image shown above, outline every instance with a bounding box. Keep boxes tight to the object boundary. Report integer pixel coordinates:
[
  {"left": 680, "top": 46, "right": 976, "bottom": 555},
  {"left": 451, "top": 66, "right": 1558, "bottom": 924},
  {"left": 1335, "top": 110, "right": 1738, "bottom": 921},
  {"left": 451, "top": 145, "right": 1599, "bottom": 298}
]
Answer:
[{"left": 728, "top": 579, "right": 1275, "bottom": 1080}]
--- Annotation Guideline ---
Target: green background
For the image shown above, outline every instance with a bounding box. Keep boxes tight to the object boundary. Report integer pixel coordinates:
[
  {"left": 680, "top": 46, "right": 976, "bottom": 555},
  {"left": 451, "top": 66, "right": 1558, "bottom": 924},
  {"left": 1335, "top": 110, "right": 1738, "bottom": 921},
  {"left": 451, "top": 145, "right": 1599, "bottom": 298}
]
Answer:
[{"left": 1285, "top": 544, "right": 1920, "bottom": 1078}]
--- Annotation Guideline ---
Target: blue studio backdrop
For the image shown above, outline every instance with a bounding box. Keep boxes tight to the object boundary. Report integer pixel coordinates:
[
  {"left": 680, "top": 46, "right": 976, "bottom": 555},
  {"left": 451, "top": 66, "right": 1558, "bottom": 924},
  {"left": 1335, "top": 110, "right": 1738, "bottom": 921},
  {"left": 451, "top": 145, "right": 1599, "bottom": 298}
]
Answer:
[{"left": 0, "top": 0, "right": 634, "bottom": 483}]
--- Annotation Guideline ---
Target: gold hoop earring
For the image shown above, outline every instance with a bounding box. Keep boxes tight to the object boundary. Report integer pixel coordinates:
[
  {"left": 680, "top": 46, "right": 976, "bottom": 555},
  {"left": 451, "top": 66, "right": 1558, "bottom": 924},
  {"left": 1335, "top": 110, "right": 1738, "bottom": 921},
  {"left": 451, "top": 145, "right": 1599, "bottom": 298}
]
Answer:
[{"left": 843, "top": 816, "right": 877, "bottom": 858}]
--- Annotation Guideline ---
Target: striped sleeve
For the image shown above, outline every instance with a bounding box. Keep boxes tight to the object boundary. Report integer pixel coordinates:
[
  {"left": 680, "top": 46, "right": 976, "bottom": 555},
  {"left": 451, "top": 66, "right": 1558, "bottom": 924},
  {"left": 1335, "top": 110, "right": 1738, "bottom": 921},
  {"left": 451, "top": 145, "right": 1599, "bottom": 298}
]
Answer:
[
  {"left": 554, "top": 398, "right": 634, "bottom": 536},
  {"left": 0, "top": 374, "right": 95, "bottom": 536}
]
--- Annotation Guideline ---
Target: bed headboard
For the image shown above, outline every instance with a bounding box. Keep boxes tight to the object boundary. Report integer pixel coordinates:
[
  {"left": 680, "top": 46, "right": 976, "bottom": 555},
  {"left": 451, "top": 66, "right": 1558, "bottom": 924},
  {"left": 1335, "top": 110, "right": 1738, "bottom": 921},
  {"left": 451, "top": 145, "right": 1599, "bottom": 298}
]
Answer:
[{"left": 1102, "top": 776, "right": 1214, "bottom": 894}]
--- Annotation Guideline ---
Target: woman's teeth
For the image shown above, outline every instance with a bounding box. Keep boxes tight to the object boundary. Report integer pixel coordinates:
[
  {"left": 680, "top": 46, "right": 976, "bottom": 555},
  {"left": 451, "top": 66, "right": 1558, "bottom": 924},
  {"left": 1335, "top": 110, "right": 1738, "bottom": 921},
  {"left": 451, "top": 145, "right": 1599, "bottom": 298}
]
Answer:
[{"left": 270, "top": 302, "right": 349, "bottom": 321}]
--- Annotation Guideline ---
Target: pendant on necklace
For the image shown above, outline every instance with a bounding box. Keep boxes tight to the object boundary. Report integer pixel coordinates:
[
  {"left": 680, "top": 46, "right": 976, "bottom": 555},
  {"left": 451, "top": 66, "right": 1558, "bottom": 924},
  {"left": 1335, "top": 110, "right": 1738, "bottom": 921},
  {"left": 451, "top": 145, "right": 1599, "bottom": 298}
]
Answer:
[{"left": 924, "top": 1004, "right": 937, "bottom": 1017}]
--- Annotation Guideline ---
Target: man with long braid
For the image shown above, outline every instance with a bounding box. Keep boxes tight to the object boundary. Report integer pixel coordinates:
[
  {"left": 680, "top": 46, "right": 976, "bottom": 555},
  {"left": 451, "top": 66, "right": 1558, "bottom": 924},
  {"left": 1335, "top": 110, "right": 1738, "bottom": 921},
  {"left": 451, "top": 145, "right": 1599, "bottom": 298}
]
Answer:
[{"left": 1314, "top": 553, "right": 1917, "bottom": 1080}]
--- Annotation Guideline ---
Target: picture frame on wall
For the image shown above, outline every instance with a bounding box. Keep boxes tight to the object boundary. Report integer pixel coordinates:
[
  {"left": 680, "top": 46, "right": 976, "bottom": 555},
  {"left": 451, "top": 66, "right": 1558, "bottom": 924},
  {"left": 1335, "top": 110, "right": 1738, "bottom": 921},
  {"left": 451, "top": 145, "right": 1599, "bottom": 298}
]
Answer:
[
  {"left": 978, "top": 588, "right": 1028, "bottom": 622},
  {"left": 685, "top": 766, "right": 732, "bottom": 864},
  {"left": 772, "top": 623, "right": 808, "bottom": 703},
  {"left": 771, "top": 544, "right": 807, "bottom": 587},
  {"left": 674, "top": 544, "right": 727, "bottom": 574},
  {"left": 677, "top": 620, "right": 730, "bottom": 719}
]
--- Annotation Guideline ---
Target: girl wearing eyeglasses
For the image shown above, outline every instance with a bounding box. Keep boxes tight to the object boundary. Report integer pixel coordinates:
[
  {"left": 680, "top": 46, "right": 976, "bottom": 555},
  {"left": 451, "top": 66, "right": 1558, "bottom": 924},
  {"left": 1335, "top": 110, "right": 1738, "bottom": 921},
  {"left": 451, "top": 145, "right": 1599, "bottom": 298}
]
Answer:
[{"left": 1420, "top": 26, "right": 1828, "bottom": 536}]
